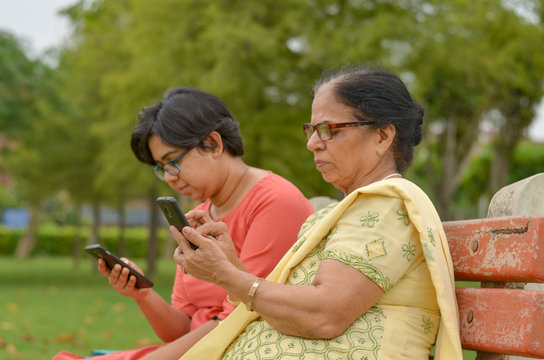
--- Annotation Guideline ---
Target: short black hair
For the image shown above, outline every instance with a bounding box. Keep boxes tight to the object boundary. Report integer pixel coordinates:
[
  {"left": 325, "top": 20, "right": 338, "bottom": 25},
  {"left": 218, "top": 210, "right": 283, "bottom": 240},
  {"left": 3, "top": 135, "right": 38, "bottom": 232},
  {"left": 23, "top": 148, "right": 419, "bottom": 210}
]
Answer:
[{"left": 131, "top": 87, "right": 244, "bottom": 165}]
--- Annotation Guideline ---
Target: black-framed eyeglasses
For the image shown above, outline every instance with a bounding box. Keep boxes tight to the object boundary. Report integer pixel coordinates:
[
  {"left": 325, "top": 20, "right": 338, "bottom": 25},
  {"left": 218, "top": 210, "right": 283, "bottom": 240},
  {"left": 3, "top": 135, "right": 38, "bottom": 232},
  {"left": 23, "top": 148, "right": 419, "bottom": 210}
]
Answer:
[
  {"left": 153, "top": 148, "right": 192, "bottom": 180},
  {"left": 303, "top": 121, "right": 374, "bottom": 141}
]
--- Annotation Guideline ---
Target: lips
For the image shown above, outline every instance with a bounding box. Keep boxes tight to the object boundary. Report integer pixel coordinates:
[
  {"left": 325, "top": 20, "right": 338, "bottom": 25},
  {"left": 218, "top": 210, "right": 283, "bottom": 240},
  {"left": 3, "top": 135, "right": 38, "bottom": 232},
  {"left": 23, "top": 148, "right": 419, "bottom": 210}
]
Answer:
[
  {"left": 314, "top": 159, "right": 328, "bottom": 169},
  {"left": 177, "top": 185, "right": 191, "bottom": 196}
]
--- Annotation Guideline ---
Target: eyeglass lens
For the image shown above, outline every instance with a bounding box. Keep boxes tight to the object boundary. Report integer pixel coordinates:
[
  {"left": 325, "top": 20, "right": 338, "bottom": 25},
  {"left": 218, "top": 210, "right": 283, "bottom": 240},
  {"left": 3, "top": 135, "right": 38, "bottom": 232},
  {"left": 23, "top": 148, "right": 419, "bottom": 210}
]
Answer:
[
  {"left": 304, "top": 123, "right": 332, "bottom": 141},
  {"left": 304, "top": 121, "right": 373, "bottom": 141},
  {"left": 153, "top": 148, "right": 191, "bottom": 180}
]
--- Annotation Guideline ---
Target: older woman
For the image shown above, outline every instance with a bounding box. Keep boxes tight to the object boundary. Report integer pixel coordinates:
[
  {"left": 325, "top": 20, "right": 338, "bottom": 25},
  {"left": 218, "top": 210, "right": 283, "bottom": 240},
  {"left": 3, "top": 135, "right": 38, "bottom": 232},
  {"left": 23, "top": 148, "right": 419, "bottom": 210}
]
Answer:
[{"left": 172, "top": 66, "right": 463, "bottom": 360}]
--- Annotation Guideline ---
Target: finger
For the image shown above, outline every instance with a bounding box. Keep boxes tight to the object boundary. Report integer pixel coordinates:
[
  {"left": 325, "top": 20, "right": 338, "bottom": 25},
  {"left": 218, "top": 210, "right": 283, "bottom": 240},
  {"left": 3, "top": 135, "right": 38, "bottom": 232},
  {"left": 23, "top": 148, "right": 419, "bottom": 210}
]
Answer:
[
  {"left": 108, "top": 264, "right": 122, "bottom": 285},
  {"left": 195, "top": 221, "right": 228, "bottom": 238},
  {"left": 173, "top": 248, "right": 188, "bottom": 274},
  {"left": 170, "top": 225, "right": 196, "bottom": 251},
  {"left": 181, "top": 226, "right": 211, "bottom": 249},
  {"left": 121, "top": 258, "right": 143, "bottom": 274},
  {"left": 186, "top": 209, "right": 213, "bottom": 226},
  {"left": 98, "top": 259, "right": 110, "bottom": 276},
  {"left": 117, "top": 267, "right": 132, "bottom": 289},
  {"left": 126, "top": 274, "right": 137, "bottom": 289},
  {"left": 173, "top": 246, "right": 185, "bottom": 264}
]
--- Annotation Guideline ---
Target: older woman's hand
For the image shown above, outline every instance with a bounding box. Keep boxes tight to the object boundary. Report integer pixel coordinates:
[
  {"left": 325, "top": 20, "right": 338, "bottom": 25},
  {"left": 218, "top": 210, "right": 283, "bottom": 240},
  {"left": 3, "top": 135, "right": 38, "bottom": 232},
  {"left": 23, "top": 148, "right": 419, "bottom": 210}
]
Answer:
[
  {"left": 184, "top": 210, "right": 246, "bottom": 271},
  {"left": 171, "top": 220, "right": 245, "bottom": 284}
]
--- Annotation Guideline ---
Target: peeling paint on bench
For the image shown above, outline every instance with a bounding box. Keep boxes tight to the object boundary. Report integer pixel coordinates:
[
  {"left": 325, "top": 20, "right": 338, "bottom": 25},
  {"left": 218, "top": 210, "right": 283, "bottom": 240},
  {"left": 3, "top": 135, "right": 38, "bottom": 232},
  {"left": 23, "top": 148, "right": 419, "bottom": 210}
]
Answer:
[{"left": 443, "top": 217, "right": 544, "bottom": 283}]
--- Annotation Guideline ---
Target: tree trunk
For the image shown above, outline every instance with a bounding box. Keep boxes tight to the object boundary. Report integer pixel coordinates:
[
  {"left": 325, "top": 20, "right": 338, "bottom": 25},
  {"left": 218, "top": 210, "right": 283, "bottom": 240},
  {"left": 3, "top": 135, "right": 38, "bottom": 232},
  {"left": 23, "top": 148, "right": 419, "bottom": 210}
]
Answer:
[
  {"left": 146, "top": 186, "right": 160, "bottom": 277},
  {"left": 431, "top": 116, "right": 482, "bottom": 221},
  {"left": 72, "top": 205, "right": 83, "bottom": 268},
  {"left": 89, "top": 197, "right": 101, "bottom": 246},
  {"left": 489, "top": 145, "right": 511, "bottom": 196},
  {"left": 434, "top": 118, "right": 458, "bottom": 220},
  {"left": 117, "top": 190, "right": 127, "bottom": 257},
  {"left": 488, "top": 114, "right": 523, "bottom": 196},
  {"left": 15, "top": 204, "right": 41, "bottom": 259}
]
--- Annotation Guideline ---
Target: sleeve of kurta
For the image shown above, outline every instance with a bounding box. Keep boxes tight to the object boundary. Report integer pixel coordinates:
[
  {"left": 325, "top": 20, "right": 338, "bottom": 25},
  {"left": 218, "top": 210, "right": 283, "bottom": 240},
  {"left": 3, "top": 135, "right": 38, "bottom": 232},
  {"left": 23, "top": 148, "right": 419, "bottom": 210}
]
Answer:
[{"left": 323, "top": 194, "right": 423, "bottom": 292}]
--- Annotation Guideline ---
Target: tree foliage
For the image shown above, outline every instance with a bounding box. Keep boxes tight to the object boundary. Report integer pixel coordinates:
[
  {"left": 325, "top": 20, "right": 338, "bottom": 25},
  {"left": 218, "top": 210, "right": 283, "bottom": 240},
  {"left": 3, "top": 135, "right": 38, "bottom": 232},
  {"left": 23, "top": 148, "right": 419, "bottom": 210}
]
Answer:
[{"left": 1, "top": 0, "right": 544, "bottom": 261}]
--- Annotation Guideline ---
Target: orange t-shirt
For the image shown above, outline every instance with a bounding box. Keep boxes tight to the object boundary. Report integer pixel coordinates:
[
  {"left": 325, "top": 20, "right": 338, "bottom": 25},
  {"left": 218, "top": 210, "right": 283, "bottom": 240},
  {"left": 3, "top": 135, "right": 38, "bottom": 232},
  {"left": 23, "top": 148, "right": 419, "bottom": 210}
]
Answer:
[{"left": 171, "top": 172, "right": 314, "bottom": 329}]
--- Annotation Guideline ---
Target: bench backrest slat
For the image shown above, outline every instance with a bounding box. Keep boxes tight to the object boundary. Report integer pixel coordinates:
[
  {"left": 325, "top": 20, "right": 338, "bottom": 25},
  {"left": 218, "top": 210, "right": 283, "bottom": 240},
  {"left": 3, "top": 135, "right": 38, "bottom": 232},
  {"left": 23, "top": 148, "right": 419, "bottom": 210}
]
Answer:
[
  {"left": 443, "top": 216, "right": 544, "bottom": 282},
  {"left": 456, "top": 287, "right": 544, "bottom": 357}
]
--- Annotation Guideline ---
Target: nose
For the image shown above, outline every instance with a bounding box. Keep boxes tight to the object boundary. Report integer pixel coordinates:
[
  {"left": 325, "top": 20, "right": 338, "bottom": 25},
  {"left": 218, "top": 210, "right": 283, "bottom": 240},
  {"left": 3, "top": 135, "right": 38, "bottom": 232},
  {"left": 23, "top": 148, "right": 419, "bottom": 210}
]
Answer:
[
  {"left": 163, "top": 171, "right": 179, "bottom": 184},
  {"left": 306, "top": 131, "right": 324, "bottom": 152}
]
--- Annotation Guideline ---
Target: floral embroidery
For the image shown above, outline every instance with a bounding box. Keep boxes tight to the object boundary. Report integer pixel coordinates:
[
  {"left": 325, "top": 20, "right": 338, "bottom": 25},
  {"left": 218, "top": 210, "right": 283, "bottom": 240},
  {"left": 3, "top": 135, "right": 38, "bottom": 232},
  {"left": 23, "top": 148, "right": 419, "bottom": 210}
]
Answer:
[
  {"left": 370, "top": 306, "right": 386, "bottom": 322},
  {"left": 360, "top": 211, "right": 380, "bottom": 228},
  {"left": 422, "top": 316, "right": 435, "bottom": 334},
  {"left": 397, "top": 208, "right": 409, "bottom": 225},
  {"left": 402, "top": 242, "right": 416, "bottom": 261},
  {"left": 422, "top": 242, "right": 435, "bottom": 261},
  {"left": 427, "top": 227, "right": 436, "bottom": 247},
  {"left": 365, "top": 238, "right": 387, "bottom": 260}
]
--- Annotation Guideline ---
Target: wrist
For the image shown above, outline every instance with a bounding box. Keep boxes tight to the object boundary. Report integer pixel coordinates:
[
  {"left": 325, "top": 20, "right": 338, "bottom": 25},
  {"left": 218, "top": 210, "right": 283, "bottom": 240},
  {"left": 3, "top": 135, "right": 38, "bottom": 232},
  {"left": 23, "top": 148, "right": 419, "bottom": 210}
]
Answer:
[
  {"left": 245, "top": 277, "right": 264, "bottom": 311},
  {"left": 132, "top": 288, "right": 152, "bottom": 303}
]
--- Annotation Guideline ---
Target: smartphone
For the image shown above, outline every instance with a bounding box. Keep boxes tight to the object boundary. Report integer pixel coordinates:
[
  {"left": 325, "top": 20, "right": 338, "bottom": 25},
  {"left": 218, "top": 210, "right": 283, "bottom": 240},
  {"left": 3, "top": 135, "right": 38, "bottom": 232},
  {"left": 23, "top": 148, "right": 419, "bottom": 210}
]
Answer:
[
  {"left": 84, "top": 244, "right": 154, "bottom": 288},
  {"left": 156, "top": 196, "right": 198, "bottom": 249}
]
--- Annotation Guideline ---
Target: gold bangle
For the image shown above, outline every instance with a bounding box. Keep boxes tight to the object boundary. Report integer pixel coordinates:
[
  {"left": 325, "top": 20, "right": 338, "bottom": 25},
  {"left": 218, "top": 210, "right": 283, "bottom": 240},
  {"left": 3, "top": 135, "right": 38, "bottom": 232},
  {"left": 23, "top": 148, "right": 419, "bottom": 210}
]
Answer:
[{"left": 245, "top": 277, "right": 264, "bottom": 311}]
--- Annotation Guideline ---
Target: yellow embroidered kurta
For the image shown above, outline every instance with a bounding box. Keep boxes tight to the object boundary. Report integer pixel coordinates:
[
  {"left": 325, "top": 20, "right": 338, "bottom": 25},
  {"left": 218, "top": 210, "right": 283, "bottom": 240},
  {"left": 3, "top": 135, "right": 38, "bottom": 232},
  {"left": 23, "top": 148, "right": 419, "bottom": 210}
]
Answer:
[{"left": 180, "top": 178, "right": 463, "bottom": 360}]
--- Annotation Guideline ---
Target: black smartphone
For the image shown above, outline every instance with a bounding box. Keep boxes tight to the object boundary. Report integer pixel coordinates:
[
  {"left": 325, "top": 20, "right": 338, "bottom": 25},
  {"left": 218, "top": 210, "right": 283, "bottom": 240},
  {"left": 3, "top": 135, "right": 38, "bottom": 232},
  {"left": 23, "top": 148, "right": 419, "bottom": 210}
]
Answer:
[
  {"left": 84, "top": 244, "right": 154, "bottom": 288},
  {"left": 156, "top": 196, "right": 198, "bottom": 249}
]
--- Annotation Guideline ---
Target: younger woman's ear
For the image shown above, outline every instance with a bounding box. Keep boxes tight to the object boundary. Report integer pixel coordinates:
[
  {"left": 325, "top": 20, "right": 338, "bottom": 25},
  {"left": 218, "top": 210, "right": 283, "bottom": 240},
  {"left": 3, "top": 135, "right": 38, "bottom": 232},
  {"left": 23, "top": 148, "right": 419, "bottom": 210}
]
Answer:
[{"left": 204, "top": 131, "right": 224, "bottom": 158}]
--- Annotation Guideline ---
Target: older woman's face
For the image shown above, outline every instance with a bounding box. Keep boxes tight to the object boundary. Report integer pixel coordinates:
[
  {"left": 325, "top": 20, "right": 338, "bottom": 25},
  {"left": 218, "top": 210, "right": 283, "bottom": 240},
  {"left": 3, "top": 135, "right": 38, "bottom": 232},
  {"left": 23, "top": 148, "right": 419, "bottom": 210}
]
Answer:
[{"left": 307, "top": 84, "right": 387, "bottom": 194}]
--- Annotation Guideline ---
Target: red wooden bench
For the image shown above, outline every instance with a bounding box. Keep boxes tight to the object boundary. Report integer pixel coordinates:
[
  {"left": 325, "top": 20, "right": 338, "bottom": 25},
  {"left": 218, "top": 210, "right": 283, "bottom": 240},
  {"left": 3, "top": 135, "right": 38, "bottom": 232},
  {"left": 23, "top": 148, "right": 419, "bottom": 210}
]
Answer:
[{"left": 443, "top": 216, "right": 544, "bottom": 359}]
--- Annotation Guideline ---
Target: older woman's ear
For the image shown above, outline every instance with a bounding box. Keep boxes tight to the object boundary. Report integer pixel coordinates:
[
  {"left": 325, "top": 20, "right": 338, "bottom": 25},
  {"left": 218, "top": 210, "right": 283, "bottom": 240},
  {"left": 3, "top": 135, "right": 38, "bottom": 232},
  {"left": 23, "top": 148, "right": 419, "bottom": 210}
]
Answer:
[{"left": 376, "top": 124, "right": 396, "bottom": 152}]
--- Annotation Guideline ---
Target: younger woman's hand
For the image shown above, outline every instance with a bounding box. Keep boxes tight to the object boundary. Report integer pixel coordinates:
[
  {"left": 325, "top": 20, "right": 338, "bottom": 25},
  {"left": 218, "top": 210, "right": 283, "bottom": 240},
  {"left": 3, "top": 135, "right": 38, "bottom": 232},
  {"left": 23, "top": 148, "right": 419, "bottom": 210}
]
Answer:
[{"left": 97, "top": 258, "right": 149, "bottom": 299}]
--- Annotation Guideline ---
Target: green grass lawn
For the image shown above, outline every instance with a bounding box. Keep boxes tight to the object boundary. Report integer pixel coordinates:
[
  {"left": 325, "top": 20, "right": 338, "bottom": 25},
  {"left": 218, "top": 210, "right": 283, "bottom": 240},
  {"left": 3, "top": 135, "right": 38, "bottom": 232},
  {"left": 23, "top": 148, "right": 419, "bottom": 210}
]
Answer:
[
  {"left": 0, "top": 256, "right": 176, "bottom": 360},
  {"left": 1, "top": 256, "right": 477, "bottom": 360}
]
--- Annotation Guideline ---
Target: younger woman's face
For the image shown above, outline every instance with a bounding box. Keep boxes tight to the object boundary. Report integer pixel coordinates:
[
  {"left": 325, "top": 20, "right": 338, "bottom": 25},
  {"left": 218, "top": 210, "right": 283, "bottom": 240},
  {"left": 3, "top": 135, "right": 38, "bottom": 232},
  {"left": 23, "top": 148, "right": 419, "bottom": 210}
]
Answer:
[{"left": 147, "top": 134, "right": 219, "bottom": 201}]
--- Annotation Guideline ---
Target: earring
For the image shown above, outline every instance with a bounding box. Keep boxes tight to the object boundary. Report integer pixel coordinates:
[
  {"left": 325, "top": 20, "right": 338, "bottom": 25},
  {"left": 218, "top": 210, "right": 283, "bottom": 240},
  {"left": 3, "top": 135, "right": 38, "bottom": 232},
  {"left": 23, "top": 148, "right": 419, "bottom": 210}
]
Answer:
[{"left": 377, "top": 149, "right": 385, "bottom": 157}]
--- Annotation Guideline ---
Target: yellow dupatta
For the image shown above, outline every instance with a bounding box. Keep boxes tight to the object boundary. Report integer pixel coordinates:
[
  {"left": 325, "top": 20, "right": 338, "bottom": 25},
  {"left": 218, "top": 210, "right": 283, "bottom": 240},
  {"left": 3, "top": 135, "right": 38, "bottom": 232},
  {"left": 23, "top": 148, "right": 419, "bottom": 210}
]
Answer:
[{"left": 180, "top": 178, "right": 462, "bottom": 360}]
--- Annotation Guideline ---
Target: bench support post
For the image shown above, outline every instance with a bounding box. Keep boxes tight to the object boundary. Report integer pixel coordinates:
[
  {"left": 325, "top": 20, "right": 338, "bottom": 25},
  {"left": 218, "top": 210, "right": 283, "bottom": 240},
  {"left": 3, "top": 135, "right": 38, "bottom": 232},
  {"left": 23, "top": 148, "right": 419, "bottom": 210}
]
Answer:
[{"left": 485, "top": 173, "right": 544, "bottom": 360}]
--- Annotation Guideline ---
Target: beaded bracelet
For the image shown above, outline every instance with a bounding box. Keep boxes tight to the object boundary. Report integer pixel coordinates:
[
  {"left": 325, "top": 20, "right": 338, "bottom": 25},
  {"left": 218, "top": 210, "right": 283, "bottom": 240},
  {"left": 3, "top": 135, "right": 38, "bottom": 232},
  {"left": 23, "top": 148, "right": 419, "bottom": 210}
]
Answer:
[{"left": 245, "top": 277, "right": 264, "bottom": 311}]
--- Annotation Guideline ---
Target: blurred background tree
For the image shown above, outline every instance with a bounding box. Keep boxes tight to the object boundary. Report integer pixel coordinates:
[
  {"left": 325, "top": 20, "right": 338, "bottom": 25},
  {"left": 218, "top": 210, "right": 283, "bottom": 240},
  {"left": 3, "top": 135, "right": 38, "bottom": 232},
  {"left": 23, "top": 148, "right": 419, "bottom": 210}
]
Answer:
[{"left": 1, "top": 0, "right": 544, "bottom": 271}]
